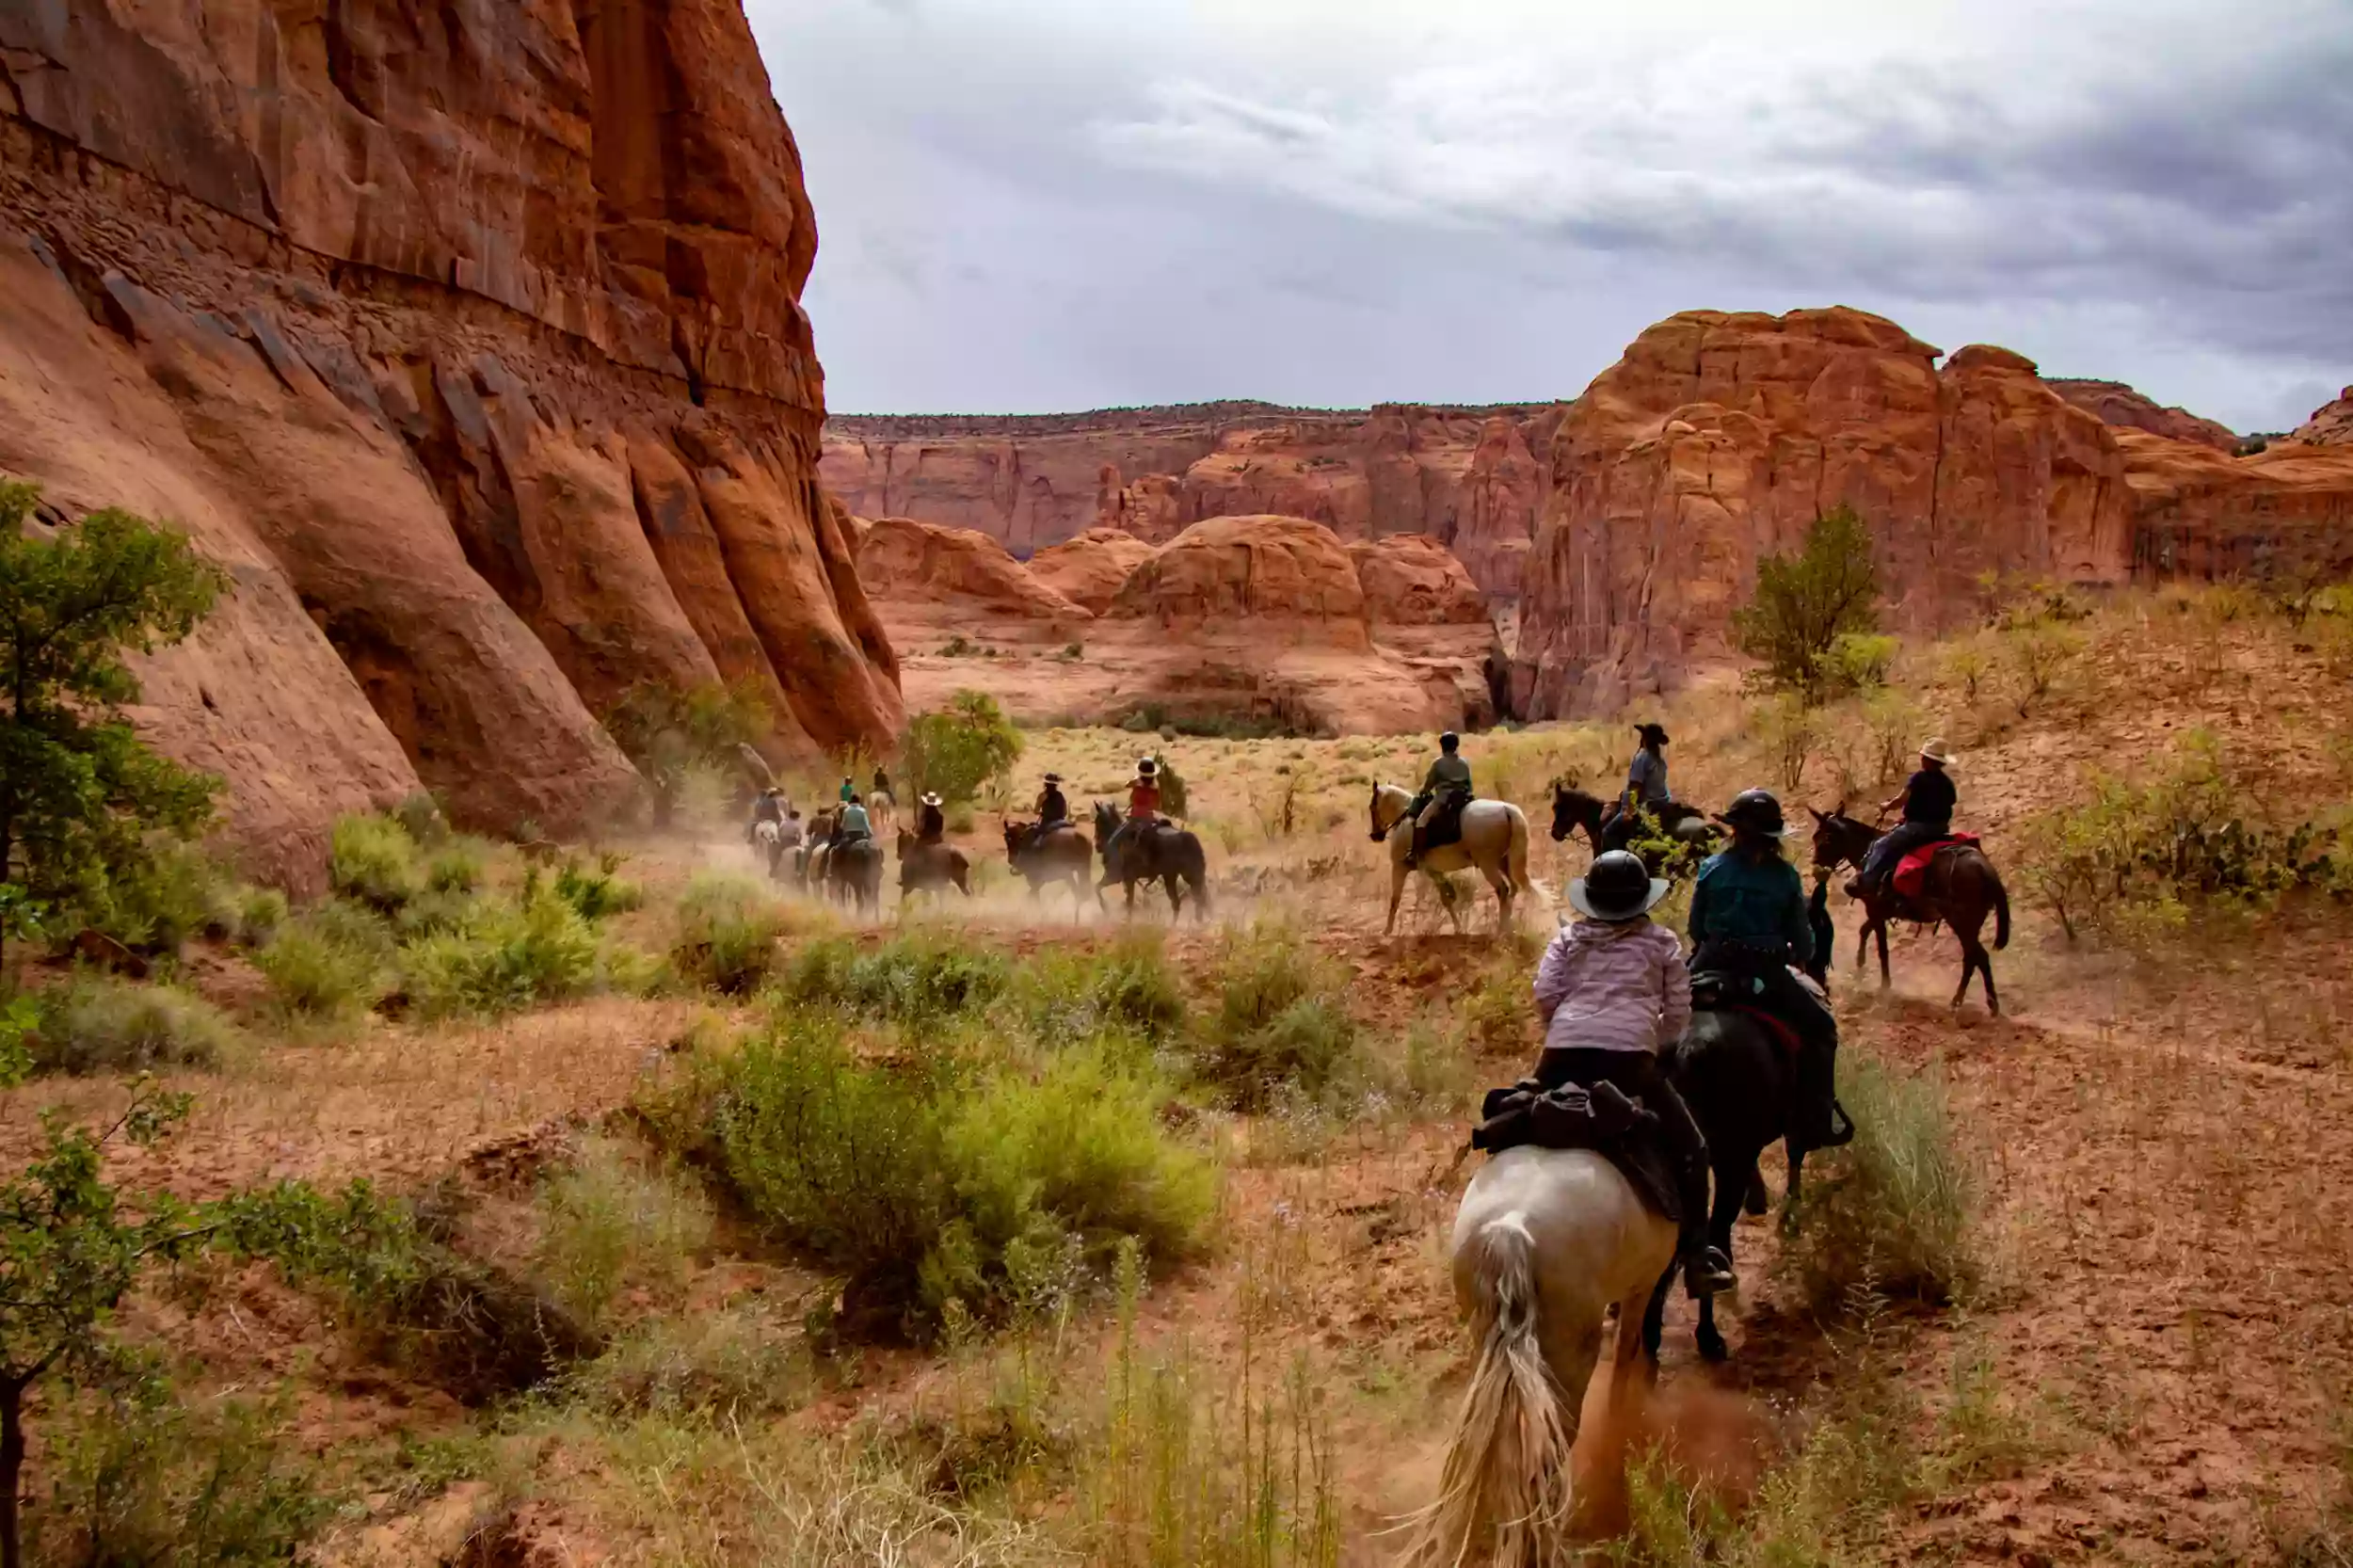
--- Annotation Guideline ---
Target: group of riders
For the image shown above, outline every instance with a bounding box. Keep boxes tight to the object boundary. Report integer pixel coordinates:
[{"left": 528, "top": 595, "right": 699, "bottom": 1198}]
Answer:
[
  {"left": 745, "top": 724, "right": 1971, "bottom": 1302},
  {"left": 1404, "top": 719, "right": 1967, "bottom": 1300}
]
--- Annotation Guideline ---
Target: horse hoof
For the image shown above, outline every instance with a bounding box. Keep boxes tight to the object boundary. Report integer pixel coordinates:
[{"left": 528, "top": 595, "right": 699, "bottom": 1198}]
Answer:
[{"left": 1697, "top": 1329, "right": 1729, "bottom": 1364}]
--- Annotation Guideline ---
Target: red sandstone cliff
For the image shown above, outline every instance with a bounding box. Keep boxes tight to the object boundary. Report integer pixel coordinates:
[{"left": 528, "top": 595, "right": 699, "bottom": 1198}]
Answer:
[
  {"left": 822, "top": 402, "right": 1561, "bottom": 600},
  {"left": 1516, "top": 309, "right": 2133, "bottom": 717},
  {"left": 2289, "top": 389, "right": 2353, "bottom": 448},
  {"left": 0, "top": 0, "right": 898, "bottom": 877},
  {"left": 2048, "top": 379, "right": 2239, "bottom": 452}
]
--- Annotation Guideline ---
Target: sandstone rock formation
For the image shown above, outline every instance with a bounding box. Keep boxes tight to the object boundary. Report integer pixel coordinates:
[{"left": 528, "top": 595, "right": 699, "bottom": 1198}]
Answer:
[
  {"left": 1028, "top": 528, "right": 1159, "bottom": 615},
  {"left": 855, "top": 516, "right": 1088, "bottom": 641},
  {"left": 866, "top": 515, "right": 1498, "bottom": 735},
  {"left": 2048, "top": 379, "right": 2238, "bottom": 452},
  {"left": 2289, "top": 389, "right": 2353, "bottom": 447},
  {"left": 1517, "top": 309, "right": 2132, "bottom": 717},
  {"left": 2120, "top": 432, "right": 2353, "bottom": 582},
  {"left": 823, "top": 402, "right": 1562, "bottom": 600},
  {"left": 0, "top": 0, "right": 899, "bottom": 872}
]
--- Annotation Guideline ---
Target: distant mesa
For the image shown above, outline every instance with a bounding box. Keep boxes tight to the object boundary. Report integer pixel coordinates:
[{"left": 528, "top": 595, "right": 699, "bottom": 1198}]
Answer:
[{"left": 2047, "top": 378, "right": 2239, "bottom": 452}]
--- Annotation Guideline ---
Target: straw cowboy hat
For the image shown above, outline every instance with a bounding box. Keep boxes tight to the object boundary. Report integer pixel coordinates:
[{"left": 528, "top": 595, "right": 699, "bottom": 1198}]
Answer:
[{"left": 1919, "top": 738, "right": 1957, "bottom": 765}]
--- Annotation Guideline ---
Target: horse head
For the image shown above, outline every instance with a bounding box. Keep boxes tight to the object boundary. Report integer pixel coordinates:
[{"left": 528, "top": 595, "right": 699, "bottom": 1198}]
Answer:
[
  {"left": 1002, "top": 818, "right": 1032, "bottom": 857},
  {"left": 1807, "top": 806, "right": 1873, "bottom": 872},
  {"left": 1369, "top": 782, "right": 1390, "bottom": 842},
  {"left": 1550, "top": 782, "right": 1603, "bottom": 845}
]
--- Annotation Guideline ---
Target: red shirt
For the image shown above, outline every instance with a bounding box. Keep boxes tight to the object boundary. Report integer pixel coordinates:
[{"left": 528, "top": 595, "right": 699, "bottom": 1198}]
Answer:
[{"left": 1129, "top": 781, "right": 1160, "bottom": 819}]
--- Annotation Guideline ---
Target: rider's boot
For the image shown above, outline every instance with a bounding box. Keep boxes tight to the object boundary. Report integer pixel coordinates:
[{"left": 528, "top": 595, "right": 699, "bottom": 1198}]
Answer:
[
  {"left": 1791, "top": 1027, "right": 1854, "bottom": 1150},
  {"left": 1402, "top": 820, "right": 1423, "bottom": 871}
]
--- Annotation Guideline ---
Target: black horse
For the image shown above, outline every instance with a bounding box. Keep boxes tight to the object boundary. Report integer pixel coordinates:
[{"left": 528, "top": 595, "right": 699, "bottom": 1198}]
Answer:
[
  {"left": 1548, "top": 783, "right": 1721, "bottom": 878},
  {"left": 1640, "top": 1008, "right": 1807, "bottom": 1364},
  {"left": 1092, "top": 801, "right": 1210, "bottom": 920}
]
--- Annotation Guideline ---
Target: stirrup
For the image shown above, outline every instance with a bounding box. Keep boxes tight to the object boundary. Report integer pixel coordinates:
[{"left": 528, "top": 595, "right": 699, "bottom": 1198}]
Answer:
[{"left": 1683, "top": 1247, "right": 1737, "bottom": 1298}]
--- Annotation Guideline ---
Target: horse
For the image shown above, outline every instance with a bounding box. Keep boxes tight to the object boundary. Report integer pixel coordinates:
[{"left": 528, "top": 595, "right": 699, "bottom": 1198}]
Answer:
[
  {"left": 1369, "top": 784, "right": 1530, "bottom": 936},
  {"left": 825, "top": 835, "right": 886, "bottom": 917},
  {"left": 896, "top": 829, "right": 970, "bottom": 902},
  {"left": 752, "top": 817, "right": 803, "bottom": 880},
  {"left": 796, "top": 808, "right": 836, "bottom": 892},
  {"left": 1548, "top": 784, "right": 1719, "bottom": 877},
  {"left": 1808, "top": 809, "right": 2011, "bottom": 1014},
  {"left": 1404, "top": 1147, "right": 1677, "bottom": 1567},
  {"left": 1091, "top": 802, "right": 1210, "bottom": 921},
  {"left": 868, "top": 789, "right": 897, "bottom": 837},
  {"left": 1641, "top": 1010, "right": 1806, "bottom": 1364},
  {"left": 1003, "top": 818, "right": 1095, "bottom": 912}
]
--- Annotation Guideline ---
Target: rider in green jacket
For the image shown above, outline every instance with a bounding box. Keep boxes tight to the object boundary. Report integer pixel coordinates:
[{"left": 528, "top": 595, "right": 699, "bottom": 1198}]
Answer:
[{"left": 1402, "top": 732, "right": 1473, "bottom": 870}]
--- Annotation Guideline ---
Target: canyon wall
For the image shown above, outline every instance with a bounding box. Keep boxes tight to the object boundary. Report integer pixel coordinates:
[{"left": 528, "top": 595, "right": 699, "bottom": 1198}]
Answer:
[
  {"left": 0, "top": 0, "right": 898, "bottom": 881},
  {"left": 822, "top": 401, "right": 1562, "bottom": 600},
  {"left": 1515, "top": 309, "right": 2134, "bottom": 718},
  {"left": 2048, "top": 379, "right": 2239, "bottom": 452}
]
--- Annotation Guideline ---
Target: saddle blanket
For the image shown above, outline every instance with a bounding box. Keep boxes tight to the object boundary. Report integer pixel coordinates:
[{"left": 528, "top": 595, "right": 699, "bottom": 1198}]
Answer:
[
  {"left": 1893, "top": 834, "right": 1978, "bottom": 901},
  {"left": 1468, "top": 1080, "right": 1681, "bottom": 1224}
]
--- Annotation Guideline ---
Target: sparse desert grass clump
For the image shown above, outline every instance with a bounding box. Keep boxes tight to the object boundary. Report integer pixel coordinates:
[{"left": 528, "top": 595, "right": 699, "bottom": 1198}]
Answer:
[
  {"left": 533, "top": 1137, "right": 713, "bottom": 1333},
  {"left": 561, "top": 1301, "right": 813, "bottom": 1419},
  {"left": 660, "top": 1009, "right": 1212, "bottom": 1337},
  {"left": 1194, "top": 921, "right": 1360, "bottom": 1112},
  {"left": 31, "top": 974, "right": 244, "bottom": 1075},
  {"left": 1016, "top": 933, "right": 1188, "bottom": 1044},
  {"left": 670, "top": 872, "right": 792, "bottom": 995},
  {"left": 1783, "top": 1045, "right": 1978, "bottom": 1314}
]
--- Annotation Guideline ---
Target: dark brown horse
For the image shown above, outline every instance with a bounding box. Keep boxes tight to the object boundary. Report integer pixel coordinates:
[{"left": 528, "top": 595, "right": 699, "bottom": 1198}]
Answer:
[
  {"left": 1808, "top": 809, "right": 2011, "bottom": 1014},
  {"left": 1548, "top": 783, "right": 1719, "bottom": 877},
  {"left": 896, "top": 829, "right": 970, "bottom": 902},
  {"left": 1003, "top": 818, "right": 1094, "bottom": 912}
]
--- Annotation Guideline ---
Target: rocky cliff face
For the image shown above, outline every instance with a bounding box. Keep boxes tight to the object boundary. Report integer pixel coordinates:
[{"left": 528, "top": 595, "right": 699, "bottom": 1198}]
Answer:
[
  {"left": 2048, "top": 379, "right": 2239, "bottom": 452},
  {"left": 2121, "top": 432, "right": 2353, "bottom": 583},
  {"left": 0, "top": 0, "right": 898, "bottom": 878},
  {"left": 1516, "top": 309, "right": 2133, "bottom": 718},
  {"left": 2289, "top": 389, "right": 2353, "bottom": 447},
  {"left": 822, "top": 402, "right": 1561, "bottom": 600}
]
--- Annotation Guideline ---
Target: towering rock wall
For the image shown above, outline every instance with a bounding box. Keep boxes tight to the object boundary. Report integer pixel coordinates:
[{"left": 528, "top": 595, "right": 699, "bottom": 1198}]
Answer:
[
  {"left": 2048, "top": 379, "right": 2239, "bottom": 452},
  {"left": 1515, "top": 309, "right": 2132, "bottom": 718},
  {"left": 822, "top": 401, "right": 1562, "bottom": 600},
  {"left": 0, "top": 0, "right": 898, "bottom": 878}
]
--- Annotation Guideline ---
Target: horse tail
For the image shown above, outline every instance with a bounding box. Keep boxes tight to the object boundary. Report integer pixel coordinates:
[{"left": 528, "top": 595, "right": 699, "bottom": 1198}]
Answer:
[
  {"left": 1508, "top": 808, "right": 1533, "bottom": 895},
  {"left": 1989, "top": 861, "right": 2011, "bottom": 951},
  {"left": 1406, "top": 1215, "right": 1575, "bottom": 1568}
]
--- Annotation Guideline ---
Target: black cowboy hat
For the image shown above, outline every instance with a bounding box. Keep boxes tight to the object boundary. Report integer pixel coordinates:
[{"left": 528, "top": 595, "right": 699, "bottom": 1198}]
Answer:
[
  {"left": 1570, "top": 850, "right": 1671, "bottom": 921},
  {"left": 1715, "top": 788, "right": 1790, "bottom": 838},
  {"left": 1636, "top": 722, "right": 1671, "bottom": 744},
  {"left": 1043, "top": 773, "right": 1063, "bottom": 784}
]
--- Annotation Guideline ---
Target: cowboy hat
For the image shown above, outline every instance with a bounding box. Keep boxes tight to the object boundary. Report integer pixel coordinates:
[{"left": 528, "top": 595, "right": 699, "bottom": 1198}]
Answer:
[
  {"left": 920, "top": 792, "right": 942, "bottom": 807},
  {"left": 1137, "top": 757, "right": 1159, "bottom": 776},
  {"left": 1919, "top": 738, "right": 1957, "bottom": 764},
  {"left": 1043, "top": 772, "right": 1063, "bottom": 784},
  {"left": 1636, "top": 722, "right": 1671, "bottom": 744},
  {"left": 1569, "top": 850, "right": 1672, "bottom": 921}
]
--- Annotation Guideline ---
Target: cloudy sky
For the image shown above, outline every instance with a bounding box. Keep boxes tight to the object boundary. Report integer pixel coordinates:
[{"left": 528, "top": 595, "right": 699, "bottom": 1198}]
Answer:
[{"left": 748, "top": 0, "right": 2352, "bottom": 433}]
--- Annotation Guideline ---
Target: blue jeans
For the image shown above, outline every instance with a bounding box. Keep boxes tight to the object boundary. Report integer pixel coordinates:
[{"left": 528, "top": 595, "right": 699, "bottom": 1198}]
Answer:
[{"left": 1860, "top": 821, "right": 1950, "bottom": 894}]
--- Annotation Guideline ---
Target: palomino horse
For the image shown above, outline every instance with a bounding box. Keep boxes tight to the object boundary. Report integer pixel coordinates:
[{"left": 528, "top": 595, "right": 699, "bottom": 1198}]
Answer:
[
  {"left": 1808, "top": 809, "right": 2011, "bottom": 1014},
  {"left": 1369, "top": 784, "right": 1531, "bottom": 936},
  {"left": 868, "top": 789, "right": 897, "bottom": 837},
  {"left": 1405, "top": 1147, "right": 1677, "bottom": 1567},
  {"left": 1091, "top": 803, "right": 1210, "bottom": 921},
  {"left": 752, "top": 817, "right": 804, "bottom": 880},
  {"left": 896, "top": 829, "right": 970, "bottom": 902},
  {"left": 1004, "top": 819, "right": 1095, "bottom": 912}
]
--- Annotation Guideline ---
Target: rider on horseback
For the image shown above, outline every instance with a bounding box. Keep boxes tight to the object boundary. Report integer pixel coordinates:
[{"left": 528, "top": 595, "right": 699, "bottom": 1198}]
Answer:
[
  {"left": 917, "top": 791, "right": 946, "bottom": 845},
  {"left": 1401, "top": 732, "right": 1473, "bottom": 871},
  {"left": 1102, "top": 758, "right": 1160, "bottom": 868},
  {"left": 1533, "top": 850, "right": 1738, "bottom": 1298},
  {"left": 1851, "top": 739, "right": 1958, "bottom": 902},
  {"left": 831, "top": 792, "right": 872, "bottom": 850},
  {"left": 1599, "top": 723, "right": 1671, "bottom": 854},
  {"left": 1035, "top": 773, "right": 1069, "bottom": 829},
  {"left": 746, "top": 785, "right": 784, "bottom": 842},
  {"left": 1689, "top": 790, "right": 1849, "bottom": 1151}
]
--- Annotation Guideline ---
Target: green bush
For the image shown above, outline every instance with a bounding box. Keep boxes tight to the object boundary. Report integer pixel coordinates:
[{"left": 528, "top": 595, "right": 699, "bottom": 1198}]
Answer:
[
  {"left": 1731, "top": 505, "right": 1884, "bottom": 704},
  {"left": 393, "top": 791, "right": 452, "bottom": 848},
  {"left": 252, "top": 901, "right": 393, "bottom": 1023},
  {"left": 780, "top": 935, "right": 1011, "bottom": 1025},
  {"left": 1198, "top": 924, "right": 1359, "bottom": 1111},
  {"left": 900, "top": 690, "right": 1025, "bottom": 808},
  {"left": 31, "top": 976, "right": 243, "bottom": 1075},
  {"left": 328, "top": 814, "right": 423, "bottom": 913},
  {"left": 670, "top": 873, "right": 790, "bottom": 996},
  {"left": 392, "top": 886, "right": 481, "bottom": 939},
  {"left": 673, "top": 1013, "right": 1210, "bottom": 1336},
  {"left": 28, "top": 1369, "right": 335, "bottom": 1568},
  {"left": 1784, "top": 1048, "right": 1977, "bottom": 1314},
  {"left": 231, "top": 887, "right": 288, "bottom": 949},
  {"left": 534, "top": 1138, "right": 712, "bottom": 1332},
  {"left": 602, "top": 680, "right": 771, "bottom": 830},
  {"left": 424, "top": 835, "right": 491, "bottom": 895},
  {"left": 1017, "top": 935, "right": 1188, "bottom": 1043},
  {"left": 401, "top": 886, "right": 600, "bottom": 1020},
  {"left": 77, "top": 841, "right": 232, "bottom": 955},
  {"left": 555, "top": 854, "right": 642, "bottom": 920}
]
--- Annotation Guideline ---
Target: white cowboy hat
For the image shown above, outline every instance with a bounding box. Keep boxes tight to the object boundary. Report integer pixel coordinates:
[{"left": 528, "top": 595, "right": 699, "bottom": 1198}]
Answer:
[
  {"left": 920, "top": 792, "right": 942, "bottom": 806},
  {"left": 1919, "top": 738, "right": 1957, "bottom": 764}
]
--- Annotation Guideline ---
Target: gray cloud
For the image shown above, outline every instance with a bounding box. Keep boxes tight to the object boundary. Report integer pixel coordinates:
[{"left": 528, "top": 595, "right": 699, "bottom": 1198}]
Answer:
[{"left": 751, "top": 0, "right": 2351, "bottom": 432}]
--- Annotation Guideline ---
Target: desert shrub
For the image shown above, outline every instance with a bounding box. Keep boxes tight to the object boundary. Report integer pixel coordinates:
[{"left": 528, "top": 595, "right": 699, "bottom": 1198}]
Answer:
[
  {"left": 392, "top": 791, "right": 452, "bottom": 848},
  {"left": 1753, "top": 696, "right": 1819, "bottom": 794},
  {"left": 1017, "top": 935, "right": 1188, "bottom": 1044},
  {"left": 1783, "top": 1048, "right": 1977, "bottom": 1314},
  {"left": 1860, "top": 688, "right": 1929, "bottom": 787},
  {"left": 31, "top": 975, "right": 243, "bottom": 1076},
  {"left": 252, "top": 901, "right": 393, "bottom": 1022},
  {"left": 424, "top": 835, "right": 491, "bottom": 895},
  {"left": 670, "top": 872, "right": 789, "bottom": 996},
  {"left": 230, "top": 887, "right": 288, "bottom": 948},
  {"left": 534, "top": 1138, "right": 712, "bottom": 1332},
  {"left": 672, "top": 1014, "right": 1209, "bottom": 1336},
  {"left": 1196, "top": 924, "right": 1359, "bottom": 1111},
  {"left": 2003, "top": 618, "right": 2084, "bottom": 715},
  {"left": 901, "top": 690, "right": 1025, "bottom": 808},
  {"left": 392, "top": 885, "right": 480, "bottom": 939},
  {"left": 1828, "top": 631, "right": 1898, "bottom": 692},
  {"left": 28, "top": 1368, "right": 335, "bottom": 1568},
  {"left": 1731, "top": 505, "right": 1883, "bottom": 704},
  {"left": 400, "top": 885, "right": 600, "bottom": 1020},
  {"left": 554, "top": 854, "right": 642, "bottom": 920},
  {"left": 603, "top": 679, "right": 770, "bottom": 829},
  {"left": 76, "top": 840, "right": 232, "bottom": 955},
  {"left": 780, "top": 935, "right": 1011, "bottom": 1026},
  {"left": 328, "top": 813, "right": 422, "bottom": 913},
  {"left": 1941, "top": 638, "right": 1994, "bottom": 703},
  {"left": 564, "top": 1304, "right": 812, "bottom": 1418}
]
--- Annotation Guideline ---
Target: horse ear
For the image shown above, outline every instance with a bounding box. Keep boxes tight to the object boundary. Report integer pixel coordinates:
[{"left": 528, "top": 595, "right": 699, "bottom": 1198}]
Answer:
[{"left": 1808, "top": 805, "right": 1828, "bottom": 823}]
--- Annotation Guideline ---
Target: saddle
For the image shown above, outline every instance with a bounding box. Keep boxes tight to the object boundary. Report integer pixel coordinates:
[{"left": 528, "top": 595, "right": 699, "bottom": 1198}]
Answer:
[
  {"left": 1469, "top": 1079, "right": 1682, "bottom": 1224},
  {"left": 1689, "top": 968, "right": 1805, "bottom": 1059},
  {"left": 1420, "top": 789, "right": 1473, "bottom": 854},
  {"left": 1891, "top": 834, "right": 1978, "bottom": 903}
]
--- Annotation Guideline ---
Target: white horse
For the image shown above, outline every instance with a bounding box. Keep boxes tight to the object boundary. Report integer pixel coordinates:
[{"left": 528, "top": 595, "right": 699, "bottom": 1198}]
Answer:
[
  {"left": 1369, "top": 784, "right": 1533, "bottom": 936},
  {"left": 1405, "top": 1147, "right": 1678, "bottom": 1568}
]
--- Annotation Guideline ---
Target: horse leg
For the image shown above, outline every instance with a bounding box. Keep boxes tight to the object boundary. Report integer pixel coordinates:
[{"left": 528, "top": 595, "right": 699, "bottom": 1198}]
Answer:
[
  {"left": 1383, "top": 862, "right": 1406, "bottom": 936},
  {"left": 1743, "top": 1164, "right": 1769, "bottom": 1217},
  {"left": 1162, "top": 873, "right": 1182, "bottom": 920},
  {"left": 1874, "top": 918, "right": 1892, "bottom": 988},
  {"left": 1782, "top": 1143, "right": 1809, "bottom": 1229},
  {"left": 1481, "top": 860, "right": 1513, "bottom": 936},
  {"left": 1609, "top": 1275, "right": 1663, "bottom": 1412},
  {"left": 1696, "top": 1154, "right": 1749, "bottom": 1363},
  {"left": 1641, "top": 1267, "right": 1675, "bottom": 1367}
]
